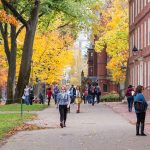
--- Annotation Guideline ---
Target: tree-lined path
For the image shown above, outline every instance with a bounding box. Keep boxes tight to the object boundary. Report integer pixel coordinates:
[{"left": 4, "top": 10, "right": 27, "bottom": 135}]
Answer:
[{"left": 1, "top": 104, "right": 150, "bottom": 150}]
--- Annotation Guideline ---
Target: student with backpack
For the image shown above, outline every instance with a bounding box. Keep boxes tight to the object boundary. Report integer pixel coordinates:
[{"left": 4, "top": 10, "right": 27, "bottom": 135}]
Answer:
[
  {"left": 134, "top": 85, "right": 148, "bottom": 136},
  {"left": 125, "top": 85, "right": 134, "bottom": 112}
]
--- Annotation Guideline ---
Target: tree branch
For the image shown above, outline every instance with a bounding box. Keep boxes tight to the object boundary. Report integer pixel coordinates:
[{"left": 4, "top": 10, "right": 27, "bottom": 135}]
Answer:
[
  {"left": 16, "top": 25, "right": 25, "bottom": 38},
  {"left": 0, "top": 23, "right": 11, "bottom": 64},
  {"left": 1, "top": 0, "right": 28, "bottom": 28}
]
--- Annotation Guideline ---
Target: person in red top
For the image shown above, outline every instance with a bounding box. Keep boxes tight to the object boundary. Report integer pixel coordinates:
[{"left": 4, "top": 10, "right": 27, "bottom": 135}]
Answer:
[
  {"left": 47, "top": 87, "right": 53, "bottom": 106},
  {"left": 125, "top": 85, "right": 134, "bottom": 112}
]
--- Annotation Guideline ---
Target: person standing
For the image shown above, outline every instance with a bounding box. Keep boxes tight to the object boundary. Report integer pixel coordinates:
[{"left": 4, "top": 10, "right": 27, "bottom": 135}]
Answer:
[
  {"left": 125, "top": 85, "right": 134, "bottom": 112},
  {"left": 47, "top": 87, "right": 52, "bottom": 106},
  {"left": 134, "top": 85, "right": 148, "bottom": 136},
  {"left": 23, "top": 85, "right": 30, "bottom": 105},
  {"left": 89, "top": 85, "right": 96, "bottom": 106},
  {"left": 57, "top": 86, "right": 70, "bottom": 128},
  {"left": 84, "top": 87, "right": 88, "bottom": 104},
  {"left": 95, "top": 85, "right": 101, "bottom": 103},
  {"left": 53, "top": 85, "right": 60, "bottom": 104},
  {"left": 29, "top": 86, "right": 34, "bottom": 105},
  {"left": 75, "top": 86, "right": 82, "bottom": 113},
  {"left": 69, "top": 85, "right": 76, "bottom": 104}
]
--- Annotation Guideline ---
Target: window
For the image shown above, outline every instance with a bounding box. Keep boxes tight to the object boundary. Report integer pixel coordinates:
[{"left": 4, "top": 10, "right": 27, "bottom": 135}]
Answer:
[
  {"left": 103, "top": 84, "right": 108, "bottom": 92},
  {"left": 148, "top": 17, "right": 150, "bottom": 45},
  {"left": 138, "top": 65, "right": 140, "bottom": 85},
  {"left": 133, "top": 66, "right": 135, "bottom": 86},
  {"left": 144, "top": 62, "right": 147, "bottom": 88},
  {"left": 132, "top": 2, "right": 134, "bottom": 23},
  {"left": 141, "top": 24, "right": 143, "bottom": 49},
  {"left": 91, "top": 53, "right": 93, "bottom": 57},
  {"left": 144, "top": 21, "right": 147, "bottom": 47},
  {"left": 135, "top": 0, "right": 137, "bottom": 16},
  {"left": 135, "top": 66, "right": 137, "bottom": 88},
  {"left": 141, "top": 0, "right": 143, "bottom": 10},
  {"left": 148, "top": 62, "right": 150, "bottom": 87},
  {"left": 140, "top": 62, "right": 143, "bottom": 86},
  {"left": 138, "top": 27, "right": 140, "bottom": 49}
]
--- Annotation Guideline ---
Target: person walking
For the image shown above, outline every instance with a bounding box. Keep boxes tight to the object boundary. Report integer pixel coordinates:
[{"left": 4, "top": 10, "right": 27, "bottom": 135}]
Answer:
[
  {"left": 23, "top": 85, "right": 30, "bottom": 105},
  {"left": 29, "top": 86, "right": 34, "bottom": 105},
  {"left": 88, "top": 85, "right": 96, "bottom": 106},
  {"left": 95, "top": 84, "right": 101, "bottom": 103},
  {"left": 125, "top": 85, "right": 134, "bottom": 112},
  {"left": 47, "top": 87, "right": 52, "bottom": 106},
  {"left": 134, "top": 85, "right": 148, "bottom": 136},
  {"left": 53, "top": 85, "right": 60, "bottom": 104},
  {"left": 57, "top": 86, "right": 70, "bottom": 128},
  {"left": 69, "top": 85, "right": 76, "bottom": 104},
  {"left": 84, "top": 87, "right": 88, "bottom": 104},
  {"left": 75, "top": 86, "right": 82, "bottom": 113}
]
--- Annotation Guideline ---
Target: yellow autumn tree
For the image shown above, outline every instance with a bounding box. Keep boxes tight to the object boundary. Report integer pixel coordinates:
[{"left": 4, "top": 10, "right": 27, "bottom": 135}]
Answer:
[
  {"left": 16, "top": 28, "right": 74, "bottom": 84},
  {"left": 94, "top": 0, "right": 128, "bottom": 82},
  {"left": 32, "top": 31, "right": 74, "bottom": 83}
]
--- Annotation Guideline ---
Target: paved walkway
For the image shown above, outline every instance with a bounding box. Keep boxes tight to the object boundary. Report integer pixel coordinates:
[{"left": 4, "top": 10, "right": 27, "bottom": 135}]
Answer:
[
  {"left": 1, "top": 103, "right": 150, "bottom": 150},
  {"left": 104, "top": 102, "right": 150, "bottom": 134}
]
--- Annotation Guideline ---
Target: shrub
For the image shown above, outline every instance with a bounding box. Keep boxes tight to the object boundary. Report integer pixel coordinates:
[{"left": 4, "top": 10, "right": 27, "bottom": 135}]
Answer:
[{"left": 101, "top": 92, "right": 120, "bottom": 102}]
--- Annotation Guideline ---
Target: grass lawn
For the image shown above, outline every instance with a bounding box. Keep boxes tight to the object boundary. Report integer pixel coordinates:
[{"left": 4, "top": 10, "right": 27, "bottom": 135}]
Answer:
[
  {"left": 0, "top": 104, "right": 48, "bottom": 111},
  {"left": 0, "top": 113, "right": 34, "bottom": 140}
]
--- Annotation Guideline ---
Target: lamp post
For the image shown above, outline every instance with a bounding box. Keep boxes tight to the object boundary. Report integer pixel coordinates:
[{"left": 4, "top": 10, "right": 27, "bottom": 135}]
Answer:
[{"left": 132, "top": 46, "right": 138, "bottom": 56}]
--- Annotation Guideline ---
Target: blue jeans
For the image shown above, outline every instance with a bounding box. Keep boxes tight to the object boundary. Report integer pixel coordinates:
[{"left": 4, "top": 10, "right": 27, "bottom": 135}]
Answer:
[
  {"left": 24, "top": 96, "right": 29, "bottom": 105},
  {"left": 127, "top": 96, "right": 134, "bottom": 112}
]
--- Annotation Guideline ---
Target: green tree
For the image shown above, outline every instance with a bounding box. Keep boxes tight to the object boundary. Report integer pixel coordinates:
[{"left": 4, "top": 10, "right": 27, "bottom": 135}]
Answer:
[{"left": 0, "top": 0, "right": 100, "bottom": 103}]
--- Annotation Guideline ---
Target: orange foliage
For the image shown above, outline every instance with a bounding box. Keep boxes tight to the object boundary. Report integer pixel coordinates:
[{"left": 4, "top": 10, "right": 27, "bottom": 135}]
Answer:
[{"left": 0, "top": 10, "right": 18, "bottom": 26}]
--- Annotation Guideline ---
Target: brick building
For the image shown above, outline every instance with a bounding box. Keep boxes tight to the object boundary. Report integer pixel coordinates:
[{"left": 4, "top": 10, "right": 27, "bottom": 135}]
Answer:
[
  {"left": 129, "top": 0, "right": 150, "bottom": 99},
  {"left": 87, "top": 47, "right": 118, "bottom": 95}
]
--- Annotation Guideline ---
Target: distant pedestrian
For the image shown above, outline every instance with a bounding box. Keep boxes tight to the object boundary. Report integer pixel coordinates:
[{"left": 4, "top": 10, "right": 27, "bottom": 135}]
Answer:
[
  {"left": 39, "top": 92, "right": 44, "bottom": 104},
  {"left": 84, "top": 87, "right": 88, "bottom": 104},
  {"left": 88, "top": 85, "right": 96, "bottom": 106},
  {"left": 69, "top": 85, "right": 76, "bottom": 104},
  {"left": 47, "top": 87, "right": 52, "bottom": 106},
  {"left": 95, "top": 85, "right": 101, "bottom": 103},
  {"left": 134, "top": 85, "right": 148, "bottom": 136},
  {"left": 29, "top": 86, "right": 34, "bottom": 105},
  {"left": 57, "top": 86, "right": 70, "bottom": 128},
  {"left": 23, "top": 85, "right": 30, "bottom": 105},
  {"left": 75, "top": 86, "right": 82, "bottom": 113},
  {"left": 125, "top": 85, "right": 134, "bottom": 112},
  {"left": 53, "top": 85, "right": 60, "bottom": 104}
]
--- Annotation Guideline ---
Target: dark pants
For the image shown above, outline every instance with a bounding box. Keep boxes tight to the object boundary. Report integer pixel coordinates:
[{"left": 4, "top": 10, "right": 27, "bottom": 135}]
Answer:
[
  {"left": 70, "top": 96, "right": 75, "bottom": 104},
  {"left": 54, "top": 94, "right": 57, "bottom": 104},
  {"left": 48, "top": 96, "right": 51, "bottom": 106},
  {"left": 97, "top": 94, "right": 101, "bottom": 103},
  {"left": 29, "top": 97, "right": 33, "bottom": 105},
  {"left": 127, "top": 96, "right": 134, "bottom": 112},
  {"left": 136, "top": 112, "right": 146, "bottom": 134},
  {"left": 59, "top": 105, "right": 68, "bottom": 125},
  {"left": 91, "top": 94, "right": 95, "bottom": 106}
]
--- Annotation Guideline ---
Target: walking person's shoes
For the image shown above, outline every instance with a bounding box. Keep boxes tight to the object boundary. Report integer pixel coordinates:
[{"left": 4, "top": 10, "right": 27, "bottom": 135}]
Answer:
[
  {"left": 60, "top": 122, "right": 63, "bottom": 128},
  {"left": 141, "top": 133, "right": 147, "bottom": 136},
  {"left": 76, "top": 110, "right": 80, "bottom": 113}
]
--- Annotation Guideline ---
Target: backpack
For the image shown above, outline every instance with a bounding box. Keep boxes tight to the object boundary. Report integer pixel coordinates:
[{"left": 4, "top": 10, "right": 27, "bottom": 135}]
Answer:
[{"left": 134, "top": 100, "right": 147, "bottom": 112}]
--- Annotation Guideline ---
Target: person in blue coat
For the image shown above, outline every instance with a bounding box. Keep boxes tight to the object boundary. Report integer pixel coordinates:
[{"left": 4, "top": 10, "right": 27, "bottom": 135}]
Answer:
[{"left": 134, "top": 85, "right": 148, "bottom": 136}]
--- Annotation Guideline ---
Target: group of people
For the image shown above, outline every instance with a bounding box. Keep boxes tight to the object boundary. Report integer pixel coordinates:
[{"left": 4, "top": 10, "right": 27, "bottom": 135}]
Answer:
[
  {"left": 22, "top": 85, "right": 34, "bottom": 105},
  {"left": 125, "top": 85, "right": 148, "bottom": 136},
  {"left": 83, "top": 84, "right": 101, "bottom": 105},
  {"left": 46, "top": 84, "right": 101, "bottom": 128}
]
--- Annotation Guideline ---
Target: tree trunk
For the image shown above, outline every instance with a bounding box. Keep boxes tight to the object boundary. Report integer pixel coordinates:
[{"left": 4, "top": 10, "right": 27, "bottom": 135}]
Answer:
[
  {"left": 6, "top": 26, "right": 17, "bottom": 104},
  {"left": 15, "top": 1, "right": 39, "bottom": 101}
]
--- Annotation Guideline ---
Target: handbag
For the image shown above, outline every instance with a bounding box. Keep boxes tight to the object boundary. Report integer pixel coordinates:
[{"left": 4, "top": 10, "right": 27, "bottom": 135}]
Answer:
[{"left": 22, "top": 95, "right": 25, "bottom": 100}]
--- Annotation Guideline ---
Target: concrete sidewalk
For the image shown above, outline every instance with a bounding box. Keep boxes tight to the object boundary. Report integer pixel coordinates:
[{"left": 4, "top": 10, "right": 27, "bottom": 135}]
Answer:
[{"left": 104, "top": 102, "right": 150, "bottom": 134}]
